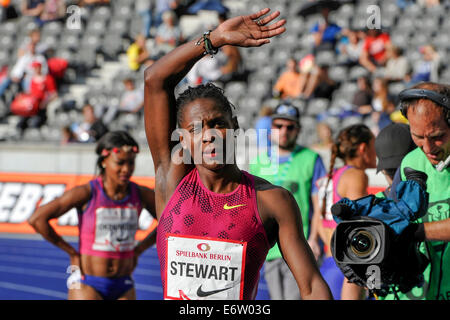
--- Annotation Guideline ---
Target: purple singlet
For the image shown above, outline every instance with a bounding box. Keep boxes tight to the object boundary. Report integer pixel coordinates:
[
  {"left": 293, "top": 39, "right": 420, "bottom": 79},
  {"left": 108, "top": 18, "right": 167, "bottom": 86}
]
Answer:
[{"left": 78, "top": 177, "right": 143, "bottom": 259}]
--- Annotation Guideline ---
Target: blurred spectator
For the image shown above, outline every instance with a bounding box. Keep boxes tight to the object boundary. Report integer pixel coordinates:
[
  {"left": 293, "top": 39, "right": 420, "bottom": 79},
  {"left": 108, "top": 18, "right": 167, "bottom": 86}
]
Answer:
[
  {"left": 155, "top": 10, "right": 184, "bottom": 55},
  {"left": 383, "top": 44, "right": 410, "bottom": 81},
  {"left": 29, "top": 61, "right": 57, "bottom": 105},
  {"left": 310, "top": 7, "right": 342, "bottom": 53},
  {"left": 79, "top": 0, "right": 110, "bottom": 7},
  {"left": 215, "top": 12, "right": 243, "bottom": 83},
  {"left": 216, "top": 44, "right": 243, "bottom": 83},
  {"left": 396, "top": 0, "right": 415, "bottom": 9},
  {"left": 273, "top": 58, "right": 302, "bottom": 100},
  {"left": 352, "top": 76, "right": 373, "bottom": 111},
  {"left": 126, "top": 34, "right": 150, "bottom": 72},
  {"left": 366, "top": 78, "right": 394, "bottom": 114},
  {"left": 154, "top": 0, "right": 178, "bottom": 27},
  {"left": 119, "top": 78, "right": 144, "bottom": 116},
  {"left": 17, "top": 29, "right": 48, "bottom": 58},
  {"left": 61, "top": 125, "right": 77, "bottom": 144},
  {"left": 37, "top": 0, "right": 65, "bottom": 26},
  {"left": 0, "top": 42, "right": 48, "bottom": 97},
  {"left": 186, "top": 55, "right": 222, "bottom": 85},
  {"left": 136, "top": 0, "right": 155, "bottom": 38},
  {"left": 370, "top": 77, "right": 395, "bottom": 132},
  {"left": 254, "top": 105, "right": 273, "bottom": 150},
  {"left": 359, "top": 29, "right": 391, "bottom": 73},
  {"left": 310, "top": 121, "right": 333, "bottom": 167},
  {"left": 70, "top": 104, "right": 108, "bottom": 143},
  {"left": 311, "top": 121, "right": 333, "bottom": 151},
  {"left": 337, "top": 29, "right": 364, "bottom": 67},
  {"left": 46, "top": 48, "right": 69, "bottom": 87},
  {"left": 14, "top": 61, "right": 57, "bottom": 135},
  {"left": 418, "top": 0, "right": 440, "bottom": 8},
  {"left": 21, "top": 0, "right": 45, "bottom": 18},
  {"left": 1, "top": 0, "right": 18, "bottom": 22},
  {"left": 410, "top": 45, "right": 441, "bottom": 83},
  {"left": 297, "top": 53, "right": 316, "bottom": 97},
  {"left": 0, "top": 0, "right": 7, "bottom": 22},
  {"left": 303, "top": 64, "right": 337, "bottom": 100}
]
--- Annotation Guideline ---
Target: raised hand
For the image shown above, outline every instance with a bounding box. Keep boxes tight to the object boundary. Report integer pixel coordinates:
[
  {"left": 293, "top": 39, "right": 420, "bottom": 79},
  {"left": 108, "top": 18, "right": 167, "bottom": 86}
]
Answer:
[{"left": 214, "top": 8, "right": 286, "bottom": 48}]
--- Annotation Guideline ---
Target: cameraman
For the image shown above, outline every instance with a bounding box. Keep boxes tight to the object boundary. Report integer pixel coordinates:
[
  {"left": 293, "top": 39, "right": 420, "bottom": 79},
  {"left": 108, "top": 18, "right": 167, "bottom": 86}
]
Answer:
[{"left": 394, "top": 82, "right": 450, "bottom": 300}]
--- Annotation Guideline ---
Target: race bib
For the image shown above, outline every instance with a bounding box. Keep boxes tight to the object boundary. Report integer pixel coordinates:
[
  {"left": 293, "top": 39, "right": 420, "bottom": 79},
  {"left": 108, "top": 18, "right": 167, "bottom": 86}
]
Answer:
[
  {"left": 165, "top": 234, "right": 247, "bottom": 300},
  {"left": 92, "top": 207, "right": 139, "bottom": 252},
  {"left": 316, "top": 176, "right": 334, "bottom": 221}
]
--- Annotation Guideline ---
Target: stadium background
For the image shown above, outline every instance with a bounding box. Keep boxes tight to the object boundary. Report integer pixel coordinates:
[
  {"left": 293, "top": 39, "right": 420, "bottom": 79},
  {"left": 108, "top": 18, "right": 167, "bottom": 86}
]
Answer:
[{"left": 0, "top": 0, "right": 448, "bottom": 300}]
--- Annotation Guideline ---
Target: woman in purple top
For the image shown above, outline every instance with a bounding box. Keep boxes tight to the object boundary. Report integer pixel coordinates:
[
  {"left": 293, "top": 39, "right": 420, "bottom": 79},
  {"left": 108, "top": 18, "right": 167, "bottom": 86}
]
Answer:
[
  {"left": 28, "top": 131, "right": 156, "bottom": 300},
  {"left": 315, "top": 124, "right": 377, "bottom": 300}
]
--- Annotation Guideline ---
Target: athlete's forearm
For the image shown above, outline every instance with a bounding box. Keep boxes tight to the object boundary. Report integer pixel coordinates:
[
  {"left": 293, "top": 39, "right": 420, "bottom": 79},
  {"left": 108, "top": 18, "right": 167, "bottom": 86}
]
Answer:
[
  {"left": 135, "top": 229, "right": 157, "bottom": 256},
  {"left": 28, "top": 211, "right": 78, "bottom": 257},
  {"left": 423, "top": 219, "right": 450, "bottom": 242},
  {"left": 144, "top": 30, "right": 223, "bottom": 89},
  {"left": 301, "top": 274, "right": 334, "bottom": 300},
  {"left": 28, "top": 205, "right": 77, "bottom": 255}
]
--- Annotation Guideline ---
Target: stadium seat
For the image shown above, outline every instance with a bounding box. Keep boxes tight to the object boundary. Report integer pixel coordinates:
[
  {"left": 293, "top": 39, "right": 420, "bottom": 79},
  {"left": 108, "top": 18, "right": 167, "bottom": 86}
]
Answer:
[
  {"left": 60, "top": 34, "right": 81, "bottom": 51},
  {"left": 328, "top": 66, "right": 348, "bottom": 83},
  {"left": 41, "top": 21, "right": 63, "bottom": 37},
  {"left": 108, "top": 18, "right": 130, "bottom": 38},
  {"left": 0, "top": 36, "right": 15, "bottom": 52},
  {"left": 0, "top": 20, "right": 17, "bottom": 37},
  {"left": 348, "top": 66, "right": 369, "bottom": 81},
  {"left": 86, "top": 20, "right": 107, "bottom": 36},
  {"left": 306, "top": 98, "right": 329, "bottom": 116}
]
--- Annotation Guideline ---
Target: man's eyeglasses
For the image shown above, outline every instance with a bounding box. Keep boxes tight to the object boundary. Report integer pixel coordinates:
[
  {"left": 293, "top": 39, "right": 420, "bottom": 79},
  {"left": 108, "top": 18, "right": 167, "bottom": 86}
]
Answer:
[{"left": 272, "top": 123, "right": 299, "bottom": 131}]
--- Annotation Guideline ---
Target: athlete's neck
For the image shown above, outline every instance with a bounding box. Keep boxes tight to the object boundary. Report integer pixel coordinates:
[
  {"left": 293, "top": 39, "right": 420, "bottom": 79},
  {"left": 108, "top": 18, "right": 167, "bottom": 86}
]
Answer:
[
  {"left": 197, "top": 165, "right": 242, "bottom": 194},
  {"left": 101, "top": 176, "right": 129, "bottom": 201},
  {"left": 345, "top": 157, "right": 367, "bottom": 170}
]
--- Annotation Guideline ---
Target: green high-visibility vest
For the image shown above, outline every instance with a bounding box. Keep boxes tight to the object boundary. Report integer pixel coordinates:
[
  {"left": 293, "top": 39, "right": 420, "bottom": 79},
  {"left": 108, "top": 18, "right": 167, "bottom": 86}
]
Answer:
[
  {"left": 249, "top": 146, "right": 319, "bottom": 261},
  {"left": 390, "top": 147, "right": 450, "bottom": 300}
]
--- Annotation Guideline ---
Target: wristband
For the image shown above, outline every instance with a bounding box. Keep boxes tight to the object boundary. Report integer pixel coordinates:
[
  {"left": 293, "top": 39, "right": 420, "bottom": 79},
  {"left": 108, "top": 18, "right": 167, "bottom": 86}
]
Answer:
[{"left": 195, "top": 30, "right": 218, "bottom": 57}]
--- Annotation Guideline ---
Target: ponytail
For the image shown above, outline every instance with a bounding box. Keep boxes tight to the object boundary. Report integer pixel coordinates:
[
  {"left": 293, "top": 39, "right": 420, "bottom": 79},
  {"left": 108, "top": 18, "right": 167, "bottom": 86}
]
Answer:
[
  {"left": 320, "top": 124, "right": 373, "bottom": 218},
  {"left": 321, "top": 141, "right": 339, "bottom": 218}
]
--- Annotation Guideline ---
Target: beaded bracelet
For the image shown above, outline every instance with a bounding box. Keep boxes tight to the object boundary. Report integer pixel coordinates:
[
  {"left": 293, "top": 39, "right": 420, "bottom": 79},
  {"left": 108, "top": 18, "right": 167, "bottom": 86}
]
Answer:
[{"left": 195, "top": 30, "right": 218, "bottom": 57}]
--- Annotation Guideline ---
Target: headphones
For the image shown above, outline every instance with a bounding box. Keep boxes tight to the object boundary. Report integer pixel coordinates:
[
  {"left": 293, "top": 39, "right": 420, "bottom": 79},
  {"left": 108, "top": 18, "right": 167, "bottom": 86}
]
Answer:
[{"left": 399, "top": 88, "right": 450, "bottom": 126}]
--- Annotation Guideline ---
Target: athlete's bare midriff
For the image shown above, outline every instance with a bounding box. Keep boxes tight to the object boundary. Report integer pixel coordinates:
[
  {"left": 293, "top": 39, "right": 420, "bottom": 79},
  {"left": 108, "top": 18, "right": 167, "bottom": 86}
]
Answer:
[{"left": 81, "top": 254, "right": 134, "bottom": 278}]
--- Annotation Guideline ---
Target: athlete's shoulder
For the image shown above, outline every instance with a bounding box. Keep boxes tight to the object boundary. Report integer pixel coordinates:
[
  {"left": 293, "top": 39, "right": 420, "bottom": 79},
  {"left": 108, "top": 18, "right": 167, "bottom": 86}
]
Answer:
[
  {"left": 341, "top": 167, "right": 368, "bottom": 180},
  {"left": 253, "top": 175, "right": 294, "bottom": 204},
  {"left": 59, "top": 182, "right": 92, "bottom": 208},
  {"left": 253, "top": 175, "right": 282, "bottom": 192}
]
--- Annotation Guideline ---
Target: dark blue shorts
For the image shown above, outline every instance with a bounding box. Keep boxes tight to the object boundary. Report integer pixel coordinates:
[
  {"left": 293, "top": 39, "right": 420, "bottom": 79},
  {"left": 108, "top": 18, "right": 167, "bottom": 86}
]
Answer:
[
  {"left": 320, "top": 256, "right": 345, "bottom": 300},
  {"left": 81, "top": 275, "right": 134, "bottom": 300}
]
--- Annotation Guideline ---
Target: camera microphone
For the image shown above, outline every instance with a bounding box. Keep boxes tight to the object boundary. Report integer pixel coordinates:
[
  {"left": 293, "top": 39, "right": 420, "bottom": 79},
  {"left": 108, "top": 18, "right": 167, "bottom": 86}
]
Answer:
[{"left": 331, "top": 203, "right": 353, "bottom": 220}]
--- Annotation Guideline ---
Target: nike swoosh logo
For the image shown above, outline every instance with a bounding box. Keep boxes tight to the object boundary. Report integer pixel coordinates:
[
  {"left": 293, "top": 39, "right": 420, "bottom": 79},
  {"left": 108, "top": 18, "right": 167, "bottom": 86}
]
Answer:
[
  {"left": 197, "top": 284, "right": 233, "bottom": 297},
  {"left": 223, "top": 203, "right": 246, "bottom": 210}
]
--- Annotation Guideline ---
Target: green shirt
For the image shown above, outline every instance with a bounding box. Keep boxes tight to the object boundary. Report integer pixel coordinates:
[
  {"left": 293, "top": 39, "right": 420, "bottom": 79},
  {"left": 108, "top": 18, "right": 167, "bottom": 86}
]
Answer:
[
  {"left": 381, "top": 148, "right": 450, "bottom": 300},
  {"left": 249, "top": 146, "right": 320, "bottom": 261}
]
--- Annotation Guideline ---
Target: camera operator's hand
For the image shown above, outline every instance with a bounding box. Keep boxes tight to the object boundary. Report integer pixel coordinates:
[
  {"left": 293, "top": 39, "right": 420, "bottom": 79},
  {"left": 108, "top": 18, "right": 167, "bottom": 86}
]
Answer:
[{"left": 403, "top": 167, "right": 428, "bottom": 190}]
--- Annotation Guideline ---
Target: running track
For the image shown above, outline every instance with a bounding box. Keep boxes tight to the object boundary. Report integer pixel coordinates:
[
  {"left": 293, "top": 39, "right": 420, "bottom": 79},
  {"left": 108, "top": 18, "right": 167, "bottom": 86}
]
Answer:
[{"left": 0, "top": 234, "right": 270, "bottom": 300}]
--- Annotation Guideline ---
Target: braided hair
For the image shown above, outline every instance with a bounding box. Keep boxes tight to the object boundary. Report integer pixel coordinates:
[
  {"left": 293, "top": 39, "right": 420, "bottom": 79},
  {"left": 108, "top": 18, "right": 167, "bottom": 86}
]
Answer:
[
  {"left": 95, "top": 131, "right": 139, "bottom": 175},
  {"left": 176, "top": 83, "right": 236, "bottom": 127},
  {"left": 321, "top": 124, "right": 373, "bottom": 217}
]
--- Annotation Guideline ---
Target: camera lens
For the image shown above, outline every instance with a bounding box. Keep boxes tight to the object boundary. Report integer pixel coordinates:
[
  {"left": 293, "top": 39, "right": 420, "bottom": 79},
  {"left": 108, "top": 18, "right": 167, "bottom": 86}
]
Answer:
[{"left": 350, "top": 230, "right": 374, "bottom": 257}]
